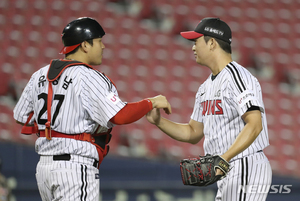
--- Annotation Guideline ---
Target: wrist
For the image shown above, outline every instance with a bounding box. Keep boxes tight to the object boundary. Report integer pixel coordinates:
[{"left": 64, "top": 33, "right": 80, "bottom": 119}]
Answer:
[
  {"left": 147, "top": 98, "right": 155, "bottom": 107},
  {"left": 146, "top": 98, "right": 153, "bottom": 109},
  {"left": 220, "top": 153, "right": 231, "bottom": 162},
  {"left": 156, "top": 116, "right": 165, "bottom": 127}
]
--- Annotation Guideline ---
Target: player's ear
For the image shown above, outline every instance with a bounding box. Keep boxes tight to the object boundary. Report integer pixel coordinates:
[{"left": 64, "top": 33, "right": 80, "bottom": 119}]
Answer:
[
  {"left": 210, "top": 38, "right": 217, "bottom": 51},
  {"left": 80, "top": 41, "right": 90, "bottom": 53}
]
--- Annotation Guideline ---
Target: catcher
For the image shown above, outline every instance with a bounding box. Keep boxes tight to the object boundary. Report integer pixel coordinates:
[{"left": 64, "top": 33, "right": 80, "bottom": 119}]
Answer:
[{"left": 147, "top": 18, "right": 272, "bottom": 201}]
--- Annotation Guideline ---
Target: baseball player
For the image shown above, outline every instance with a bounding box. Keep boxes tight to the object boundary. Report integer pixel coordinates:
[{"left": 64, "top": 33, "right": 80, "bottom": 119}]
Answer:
[
  {"left": 147, "top": 17, "right": 272, "bottom": 201},
  {"left": 13, "top": 17, "right": 171, "bottom": 201}
]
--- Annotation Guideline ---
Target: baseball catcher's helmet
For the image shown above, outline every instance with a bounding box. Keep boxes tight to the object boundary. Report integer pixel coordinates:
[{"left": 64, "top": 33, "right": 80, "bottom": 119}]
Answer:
[{"left": 59, "top": 17, "right": 105, "bottom": 54}]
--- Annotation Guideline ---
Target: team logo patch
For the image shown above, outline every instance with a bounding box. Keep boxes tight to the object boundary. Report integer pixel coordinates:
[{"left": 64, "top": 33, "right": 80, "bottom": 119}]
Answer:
[
  {"left": 236, "top": 90, "right": 256, "bottom": 106},
  {"left": 106, "top": 92, "right": 120, "bottom": 105},
  {"left": 215, "top": 90, "right": 221, "bottom": 97}
]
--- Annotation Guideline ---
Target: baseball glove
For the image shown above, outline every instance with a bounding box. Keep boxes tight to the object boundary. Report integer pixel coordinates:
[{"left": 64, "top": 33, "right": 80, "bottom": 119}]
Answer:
[{"left": 180, "top": 154, "right": 230, "bottom": 186}]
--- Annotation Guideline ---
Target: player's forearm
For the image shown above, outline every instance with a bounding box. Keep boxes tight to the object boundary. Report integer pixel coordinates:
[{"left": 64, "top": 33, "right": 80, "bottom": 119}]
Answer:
[
  {"left": 156, "top": 117, "right": 201, "bottom": 144},
  {"left": 222, "top": 122, "right": 262, "bottom": 161},
  {"left": 110, "top": 99, "right": 152, "bottom": 125}
]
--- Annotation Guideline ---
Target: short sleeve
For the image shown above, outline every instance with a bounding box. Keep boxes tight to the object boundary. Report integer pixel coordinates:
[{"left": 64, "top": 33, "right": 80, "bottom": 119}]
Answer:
[
  {"left": 191, "top": 86, "right": 204, "bottom": 122},
  {"left": 227, "top": 74, "right": 264, "bottom": 117},
  {"left": 13, "top": 73, "right": 35, "bottom": 124},
  {"left": 79, "top": 70, "right": 126, "bottom": 128}
]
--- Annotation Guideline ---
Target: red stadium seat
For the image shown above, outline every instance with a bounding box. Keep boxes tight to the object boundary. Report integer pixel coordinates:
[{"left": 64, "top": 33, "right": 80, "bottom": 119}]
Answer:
[{"left": 1, "top": 0, "right": 299, "bottom": 176}]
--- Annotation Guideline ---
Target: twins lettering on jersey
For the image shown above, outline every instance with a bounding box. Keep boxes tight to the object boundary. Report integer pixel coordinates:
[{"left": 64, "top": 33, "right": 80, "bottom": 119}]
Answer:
[
  {"left": 201, "top": 89, "right": 223, "bottom": 116},
  {"left": 201, "top": 99, "right": 223, "bottom": 116}
]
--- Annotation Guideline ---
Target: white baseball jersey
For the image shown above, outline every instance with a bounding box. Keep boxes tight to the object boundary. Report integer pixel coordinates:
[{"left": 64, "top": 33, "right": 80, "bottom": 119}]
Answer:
[
  {"left": 191, "top": 61, "right": 272, "bottom": 201},
  {"left": 191, "top": 61, "right": 269, "bottom": 162},
  {"left": 14, "top": 62, "right": 127, "bottom": 201},
  {"left": 13, "top": 64, "right": 126, "bottom": 160}
]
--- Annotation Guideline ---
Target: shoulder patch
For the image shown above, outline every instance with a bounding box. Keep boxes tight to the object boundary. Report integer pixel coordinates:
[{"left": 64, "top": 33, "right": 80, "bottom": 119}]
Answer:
[{"left": 106, "top": 92, "right": 120, "bottom": 105}]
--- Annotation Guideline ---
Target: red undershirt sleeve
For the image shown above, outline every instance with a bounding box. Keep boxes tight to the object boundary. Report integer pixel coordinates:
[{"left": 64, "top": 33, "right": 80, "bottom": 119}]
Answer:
[{"left": 110, "top": 99, "right": 153, "bottom": 125}]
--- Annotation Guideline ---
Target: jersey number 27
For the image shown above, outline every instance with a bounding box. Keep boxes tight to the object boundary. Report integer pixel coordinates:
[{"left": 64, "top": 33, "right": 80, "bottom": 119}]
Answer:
[{"left": 37, "top": 93, "right": 65, "bottom": 125}]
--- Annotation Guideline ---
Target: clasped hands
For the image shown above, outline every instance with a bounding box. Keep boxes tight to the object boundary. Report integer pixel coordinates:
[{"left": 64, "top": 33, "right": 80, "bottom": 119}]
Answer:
[{"left": 147, "top": 95, "right": 171, "bottom": 125}]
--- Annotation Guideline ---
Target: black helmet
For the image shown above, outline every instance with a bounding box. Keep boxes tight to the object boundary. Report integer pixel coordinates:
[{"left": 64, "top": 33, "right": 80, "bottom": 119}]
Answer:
[{"left": 59, "top": 17, "right": 105, "bottom": 54}]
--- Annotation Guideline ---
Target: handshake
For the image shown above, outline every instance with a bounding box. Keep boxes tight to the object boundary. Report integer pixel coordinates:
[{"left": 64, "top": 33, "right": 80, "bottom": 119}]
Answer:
[{"left": 147, "top": 95, "right": 171, "bottom": 125}]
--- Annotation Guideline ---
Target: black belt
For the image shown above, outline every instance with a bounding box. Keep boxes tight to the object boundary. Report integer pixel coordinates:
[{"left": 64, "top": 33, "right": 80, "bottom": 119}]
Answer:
[{"left": 53, "top": 154, "right": 98, "bottom": 168}]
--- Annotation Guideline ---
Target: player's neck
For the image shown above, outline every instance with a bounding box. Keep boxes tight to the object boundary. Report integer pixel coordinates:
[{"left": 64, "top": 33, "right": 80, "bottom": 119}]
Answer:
[
  {"left": 64, "top": 53, "right": 89, "bottom": 64},
  {"left": 209, "top": 53, "right": 232, "bottom": 76}
]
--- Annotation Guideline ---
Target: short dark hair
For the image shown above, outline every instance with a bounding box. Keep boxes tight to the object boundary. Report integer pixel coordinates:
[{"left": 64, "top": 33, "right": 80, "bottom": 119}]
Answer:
[
  {"left": 204, "top": 36, "right": 232, "bottom": 54},
  {"left": 65, "top": 39, "right": 94, "bottom": 57}
]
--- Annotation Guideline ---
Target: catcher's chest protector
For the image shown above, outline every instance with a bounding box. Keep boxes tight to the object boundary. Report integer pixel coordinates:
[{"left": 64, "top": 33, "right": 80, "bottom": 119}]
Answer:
[{"left": 44, "top": 59, "right": 95, "bottom": 140}]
